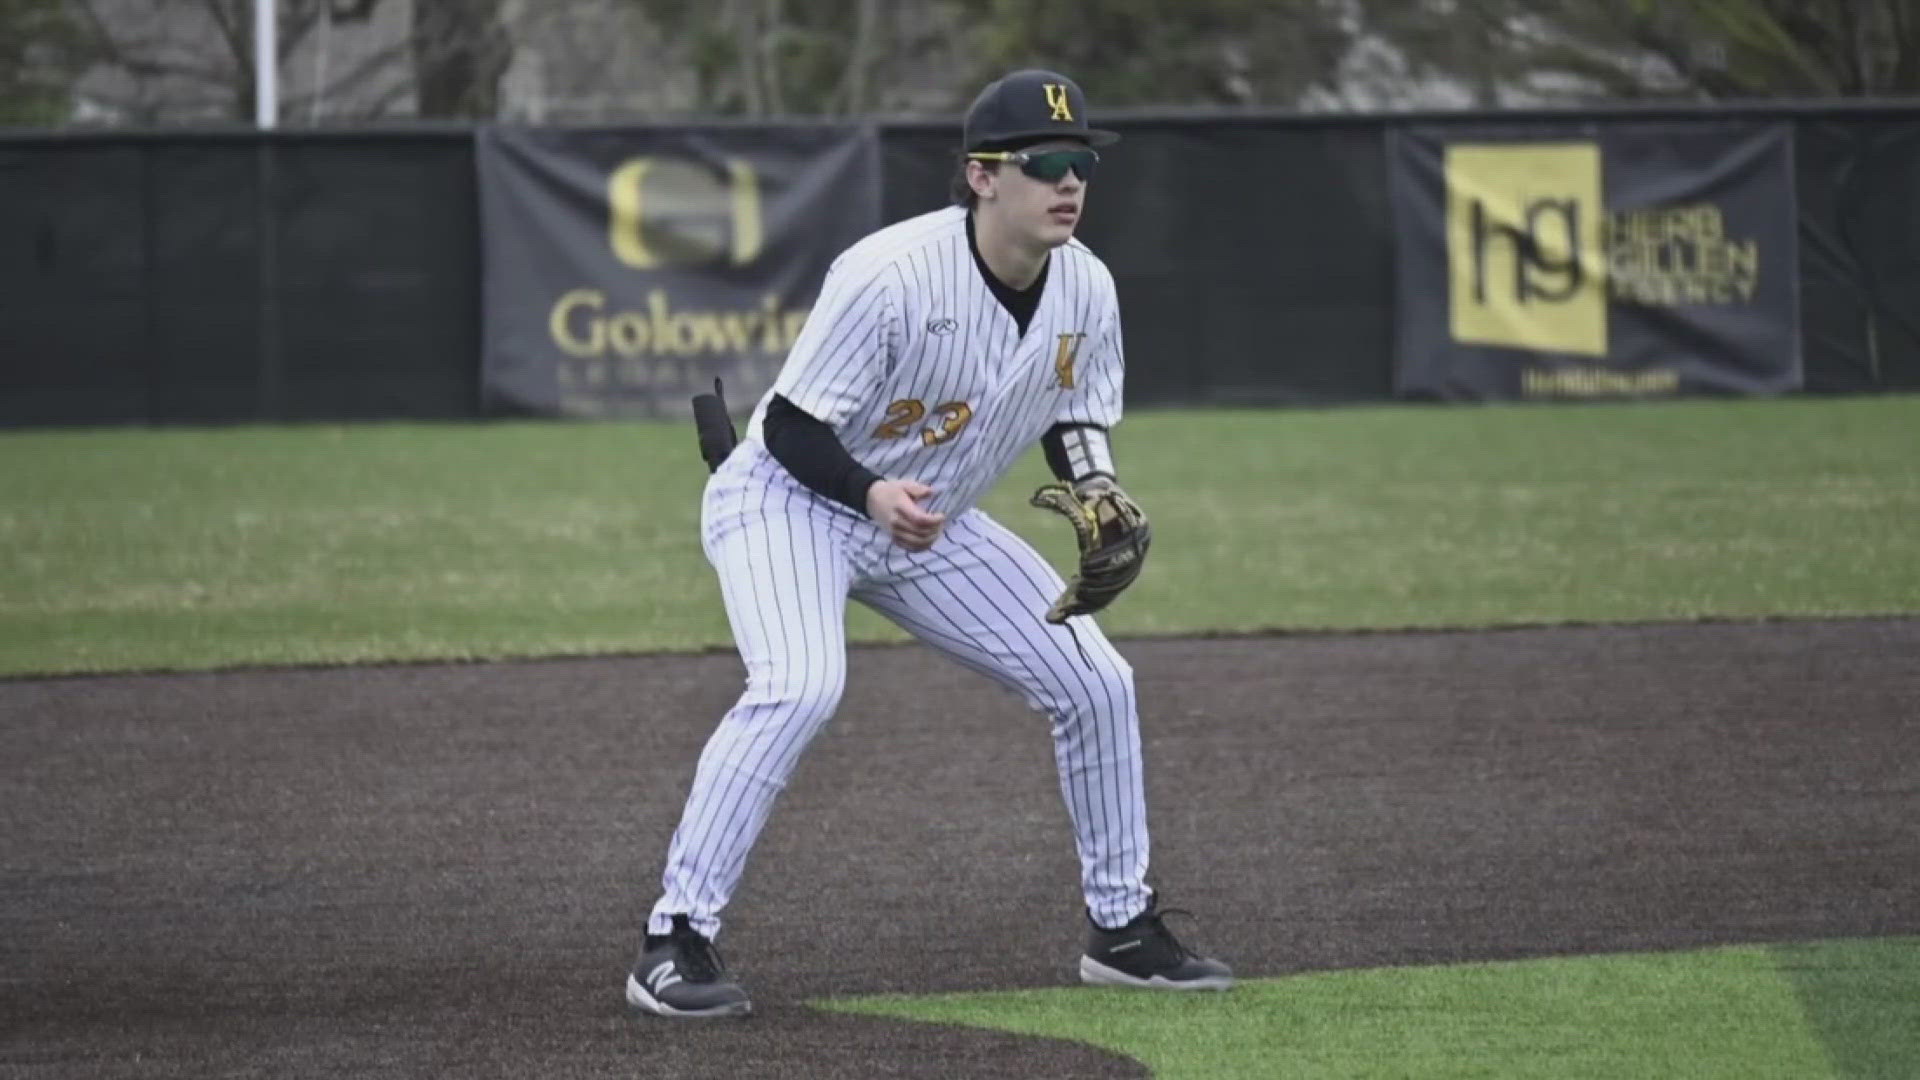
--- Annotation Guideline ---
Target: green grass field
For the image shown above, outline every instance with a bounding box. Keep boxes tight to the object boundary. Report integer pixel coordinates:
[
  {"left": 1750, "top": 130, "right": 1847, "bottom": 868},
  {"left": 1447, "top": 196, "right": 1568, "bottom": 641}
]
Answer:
[
  {"left": 2, "top": 396, "right": 1916, "bottom": 676},
  {"left": 5, "top": 395, "right": 1918, "bottom": 1075},
  {"left": 830, "top": 938, "right": 1920, "bottom": 1079}
]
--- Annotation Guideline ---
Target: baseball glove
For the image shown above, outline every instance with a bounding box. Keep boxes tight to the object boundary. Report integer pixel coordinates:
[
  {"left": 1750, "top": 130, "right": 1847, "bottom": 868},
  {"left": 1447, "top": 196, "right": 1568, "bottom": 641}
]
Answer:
[{"left": 1028, "top": 477, "right": 1151, "bottom": 624}]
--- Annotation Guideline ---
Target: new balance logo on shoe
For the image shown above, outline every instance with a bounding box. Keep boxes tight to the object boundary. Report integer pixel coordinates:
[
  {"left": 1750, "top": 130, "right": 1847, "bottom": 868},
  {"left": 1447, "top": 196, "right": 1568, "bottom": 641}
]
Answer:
[
  {"left": 625, "top": 915, "right": 753, "bottom": 1019},
  {"left": 647, "top": 960, "right": 682, "bottom": 993}
]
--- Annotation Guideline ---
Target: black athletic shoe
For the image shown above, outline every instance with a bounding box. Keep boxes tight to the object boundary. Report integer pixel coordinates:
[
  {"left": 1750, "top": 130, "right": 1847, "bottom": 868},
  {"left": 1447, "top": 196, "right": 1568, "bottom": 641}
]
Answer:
[
  {"left": 1080, "top": 899, "right": 1234, "bottom": 991},
  {"left": 625, "top": 914, "right": 752, "bottom": 1018}
]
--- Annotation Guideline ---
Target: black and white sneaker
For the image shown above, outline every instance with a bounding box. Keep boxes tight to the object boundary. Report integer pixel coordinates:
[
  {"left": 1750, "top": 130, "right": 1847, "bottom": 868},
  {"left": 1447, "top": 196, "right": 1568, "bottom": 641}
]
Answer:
[
  {"left": 1079, "top": 899, "right": 1234, "bottom": 991},
  {"left": 625, "top": 914, "right": 753, "bottom": 1018}
]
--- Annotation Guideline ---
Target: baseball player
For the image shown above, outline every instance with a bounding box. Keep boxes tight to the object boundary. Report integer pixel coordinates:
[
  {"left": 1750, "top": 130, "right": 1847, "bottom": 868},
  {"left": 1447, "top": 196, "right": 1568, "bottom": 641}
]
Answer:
[{"left": 627, "top": 69, "right": 1233, "bottom": 1019}]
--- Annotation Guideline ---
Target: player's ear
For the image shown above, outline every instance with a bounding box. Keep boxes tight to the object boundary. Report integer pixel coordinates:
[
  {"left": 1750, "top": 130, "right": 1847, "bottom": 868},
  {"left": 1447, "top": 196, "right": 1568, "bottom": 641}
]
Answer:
[{"left": 967, "top": 160, "right": 997, "bottom": 201}]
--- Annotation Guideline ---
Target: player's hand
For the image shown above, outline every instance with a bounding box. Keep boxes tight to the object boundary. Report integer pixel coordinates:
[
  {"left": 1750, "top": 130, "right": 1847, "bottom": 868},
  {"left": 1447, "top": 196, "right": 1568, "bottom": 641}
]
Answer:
[{"left": 867, "top": 478, "right": 946, "bottom": 551}]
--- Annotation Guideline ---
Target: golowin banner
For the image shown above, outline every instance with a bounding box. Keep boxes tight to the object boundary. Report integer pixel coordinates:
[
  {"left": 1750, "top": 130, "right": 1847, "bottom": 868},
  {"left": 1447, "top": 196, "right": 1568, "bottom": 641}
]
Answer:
[{"left": 477, "top": 125, "right": 881, "bottom": 417}]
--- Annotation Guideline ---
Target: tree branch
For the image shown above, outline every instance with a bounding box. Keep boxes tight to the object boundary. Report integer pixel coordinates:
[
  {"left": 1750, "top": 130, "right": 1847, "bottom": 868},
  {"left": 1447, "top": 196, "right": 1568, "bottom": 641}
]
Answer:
[
  {"left": 838, "top": 0, "right": 878, "bottom": 114},
  {"left": 277, "top": 2, "right": 322, "bottom": 64},
  {"left": 303, "top": 35, "right": 414, "bottom": 108},
  {"left": 330, "top": 0, "right": 381, "bottom": 21},
  {"left": 197, "top": 0, "right": 250, "bottom": 76},
  {"left": 1886, "top": 0, "right": 1920, "bottom": 90}
]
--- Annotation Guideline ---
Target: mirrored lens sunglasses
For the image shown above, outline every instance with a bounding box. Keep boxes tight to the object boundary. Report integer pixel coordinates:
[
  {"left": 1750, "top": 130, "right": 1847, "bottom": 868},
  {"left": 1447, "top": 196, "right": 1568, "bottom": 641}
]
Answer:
[{"left": 967, "top": 148, "right": 1100, "bottom": 182}]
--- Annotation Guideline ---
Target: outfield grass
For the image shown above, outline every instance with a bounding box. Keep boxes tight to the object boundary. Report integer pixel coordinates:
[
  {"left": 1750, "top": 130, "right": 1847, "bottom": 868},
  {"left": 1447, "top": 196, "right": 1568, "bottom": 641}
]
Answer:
[
  {"left": 1, "top": 395, "right": 1916, "bottom": 676},
  {"left": 827, "top": 938, "right": 1920, "bottom": 1079},
  {"left": 6, "top": 399, "right": 1915, "bottom": 1075}
]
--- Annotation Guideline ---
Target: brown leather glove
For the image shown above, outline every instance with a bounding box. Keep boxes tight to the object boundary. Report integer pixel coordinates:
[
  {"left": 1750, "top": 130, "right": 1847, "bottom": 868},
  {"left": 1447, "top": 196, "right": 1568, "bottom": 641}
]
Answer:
[{"left": 1028, "top": 477, "right": 1152, "bottom": 624}]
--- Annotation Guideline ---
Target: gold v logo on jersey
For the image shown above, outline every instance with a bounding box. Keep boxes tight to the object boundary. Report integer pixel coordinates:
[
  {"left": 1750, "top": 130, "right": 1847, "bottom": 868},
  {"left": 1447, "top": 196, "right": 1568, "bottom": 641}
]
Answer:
[
  {"left": 1044, "top": 84, "right": 1074, "bottom": 122},
  {"left": 1051, "top": 332, "right": 1085, "bottom": 389}
]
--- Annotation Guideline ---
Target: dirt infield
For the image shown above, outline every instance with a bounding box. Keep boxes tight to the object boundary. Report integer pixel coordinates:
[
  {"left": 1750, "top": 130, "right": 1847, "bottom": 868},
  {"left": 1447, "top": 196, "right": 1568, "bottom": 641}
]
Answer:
[{"left": 5, "top": 619, "right": 1917, "bottom": 1078}]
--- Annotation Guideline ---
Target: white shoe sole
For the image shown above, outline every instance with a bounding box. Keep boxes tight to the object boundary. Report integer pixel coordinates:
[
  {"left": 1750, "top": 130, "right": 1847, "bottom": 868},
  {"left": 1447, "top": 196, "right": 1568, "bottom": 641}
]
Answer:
[
  {"left": 1079, "top": 955, "right": 1234, "bottom": 991},
  {"left": 625, "top": 973, "right": 753, "bottom": 1018}
]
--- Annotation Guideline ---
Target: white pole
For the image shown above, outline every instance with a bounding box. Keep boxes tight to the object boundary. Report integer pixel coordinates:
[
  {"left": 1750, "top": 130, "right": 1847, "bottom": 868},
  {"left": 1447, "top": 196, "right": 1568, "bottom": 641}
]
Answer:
[{"left": 254, "top": 0, "right": 278, "bottom": 128}]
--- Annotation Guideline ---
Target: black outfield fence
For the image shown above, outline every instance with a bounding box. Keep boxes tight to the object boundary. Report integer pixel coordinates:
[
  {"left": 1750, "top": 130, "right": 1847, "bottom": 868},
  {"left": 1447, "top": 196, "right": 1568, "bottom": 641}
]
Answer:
[
  {"left": 0, "top": 129, "right": 479, "bottom": 427},
  {"left": 3, "top": 103, "right": 1918, "bottom": 427}
]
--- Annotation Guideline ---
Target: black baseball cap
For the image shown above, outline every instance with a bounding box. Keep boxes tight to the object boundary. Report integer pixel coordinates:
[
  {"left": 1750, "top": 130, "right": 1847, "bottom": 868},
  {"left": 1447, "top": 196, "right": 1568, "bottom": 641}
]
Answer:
[{"left": 962, "top": 70, "right": 1119, "bottom": 151}]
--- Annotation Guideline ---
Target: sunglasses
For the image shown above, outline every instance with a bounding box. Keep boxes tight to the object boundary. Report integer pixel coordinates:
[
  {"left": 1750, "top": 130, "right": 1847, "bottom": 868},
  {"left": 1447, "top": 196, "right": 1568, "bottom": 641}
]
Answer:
[{"left": 967, "top": 148, "right": 1100, "bottom": 182}]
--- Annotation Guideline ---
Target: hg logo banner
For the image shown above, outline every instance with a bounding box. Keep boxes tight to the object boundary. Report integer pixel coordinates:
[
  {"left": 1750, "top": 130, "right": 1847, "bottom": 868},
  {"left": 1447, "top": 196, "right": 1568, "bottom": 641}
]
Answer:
[
  {"left": 1391, "top": 123, "right": 1799, "bottom": 401},
  {"left": 1445, "top": 143, "right": 1607, "bottom": 358}
]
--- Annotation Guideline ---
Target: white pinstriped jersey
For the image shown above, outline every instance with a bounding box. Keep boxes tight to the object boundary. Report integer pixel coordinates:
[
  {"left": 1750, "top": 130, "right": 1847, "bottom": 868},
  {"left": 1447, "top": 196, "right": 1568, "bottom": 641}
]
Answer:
[
  {"left": 742, "top": 204, "right": 1123, "bottom": 517},
  {"left": 649, "top": 202, "right": 1155, "bottom": 942}
]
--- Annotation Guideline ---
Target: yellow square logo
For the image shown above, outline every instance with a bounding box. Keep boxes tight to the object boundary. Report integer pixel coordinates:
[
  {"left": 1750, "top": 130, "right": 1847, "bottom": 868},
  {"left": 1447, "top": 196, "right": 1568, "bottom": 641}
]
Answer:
[{"left": 1446, "top": 143, "right": 1606, "bottom": 356}]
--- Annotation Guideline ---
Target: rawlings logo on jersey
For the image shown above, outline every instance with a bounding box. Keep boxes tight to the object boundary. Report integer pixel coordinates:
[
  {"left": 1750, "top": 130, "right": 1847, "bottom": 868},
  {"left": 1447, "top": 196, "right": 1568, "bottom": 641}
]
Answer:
[
  {"left": 1051, "top": 332, "right": 1086, "bottom": 389},
  {"left": 926, "top": 317, "right": 958, "bottom": 335}
]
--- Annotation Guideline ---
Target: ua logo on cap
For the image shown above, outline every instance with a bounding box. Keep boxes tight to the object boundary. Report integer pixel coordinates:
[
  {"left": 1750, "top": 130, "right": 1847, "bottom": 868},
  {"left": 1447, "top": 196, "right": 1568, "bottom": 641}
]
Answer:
[{"left": 1044, "top": 83, "right": 1073, "bottom": 121}]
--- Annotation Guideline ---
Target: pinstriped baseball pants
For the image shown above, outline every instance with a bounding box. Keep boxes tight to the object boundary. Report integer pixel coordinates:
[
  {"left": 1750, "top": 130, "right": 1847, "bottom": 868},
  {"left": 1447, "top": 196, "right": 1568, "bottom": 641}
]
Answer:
[{"left": 647, "top": 445, "right": 1152, "bottom": 937}]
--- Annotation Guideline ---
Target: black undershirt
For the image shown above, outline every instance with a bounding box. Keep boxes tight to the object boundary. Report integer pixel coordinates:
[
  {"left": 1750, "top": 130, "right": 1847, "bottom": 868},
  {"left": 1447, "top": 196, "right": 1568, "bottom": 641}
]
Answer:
[
  {"left": 966, "top": 210, "right": 1048, "bottom": 337},
  {"left": 762, "top": 395, "right": 883, "bottom": 514},
  {"left": 764, "top": 211, "right": 1070, "bottom": 516}
]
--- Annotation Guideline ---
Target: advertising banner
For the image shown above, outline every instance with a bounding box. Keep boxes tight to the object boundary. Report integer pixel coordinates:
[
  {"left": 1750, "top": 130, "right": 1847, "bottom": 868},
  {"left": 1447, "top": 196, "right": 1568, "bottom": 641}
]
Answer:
[
  {"left": 1390, "top": 122, "right": 1800, "bottom": 400},
  {"left": 477, "top": 125, "right": 880, "bottom": 417}
]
